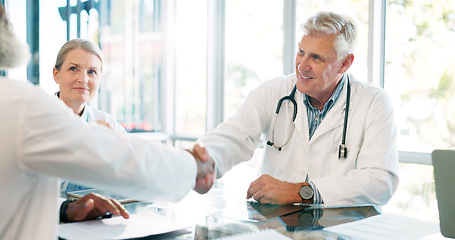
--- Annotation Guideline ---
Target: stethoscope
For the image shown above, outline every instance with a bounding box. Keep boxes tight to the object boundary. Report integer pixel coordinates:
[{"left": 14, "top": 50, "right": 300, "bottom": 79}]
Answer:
[{"left": 266, "top": 75, "right": 350, "bottom": 159}]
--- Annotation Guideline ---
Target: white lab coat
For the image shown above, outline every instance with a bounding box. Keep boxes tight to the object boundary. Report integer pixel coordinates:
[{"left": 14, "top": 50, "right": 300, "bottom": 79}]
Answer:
[
  {"left": 0, "top": 77, "right": 197, "bottom": 240},
  {"left": 198, "top": 73, "right": 399, "bottom": 207},
  {"left": 59, "top": 100, "right": 127, "bottom": 194},
  {"left": 55, "top": 91, "right": 127, "bottom": 135},
  {"left": 81, "top": 104, "right": 127, "bottom": 134}
]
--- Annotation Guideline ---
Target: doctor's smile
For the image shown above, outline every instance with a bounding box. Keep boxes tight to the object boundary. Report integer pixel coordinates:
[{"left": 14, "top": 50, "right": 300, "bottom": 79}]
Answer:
[{"left": 298, "top": 72, "right": 314, "bottom": 80}]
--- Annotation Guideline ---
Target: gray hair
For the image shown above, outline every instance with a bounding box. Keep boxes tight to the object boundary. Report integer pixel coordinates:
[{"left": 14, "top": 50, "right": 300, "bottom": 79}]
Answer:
[
  {"left": 0, "top": 4, "right": 31, "bottom": 70},
  {"left": 54, "top": 38, "right": 103, "bottom": 71},
  {"left": 300, "top": 11, "right": 357, "bottom": 61}
]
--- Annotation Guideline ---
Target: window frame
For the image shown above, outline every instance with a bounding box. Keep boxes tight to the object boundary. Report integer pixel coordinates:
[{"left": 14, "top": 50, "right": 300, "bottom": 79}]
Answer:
[{"left": 17, "top": 0, "right": 432, "bottom": 165}]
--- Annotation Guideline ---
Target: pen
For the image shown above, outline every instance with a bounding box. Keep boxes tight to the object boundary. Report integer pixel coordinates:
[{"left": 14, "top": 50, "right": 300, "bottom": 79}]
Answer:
[{"left": 100, "top": 212, "right": 113, "bottom": 219}]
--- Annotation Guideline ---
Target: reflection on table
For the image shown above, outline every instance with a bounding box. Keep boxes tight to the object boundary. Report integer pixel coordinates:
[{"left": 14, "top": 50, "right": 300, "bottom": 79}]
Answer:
[{"left": 119, "top": 181, "right": 379, "bottom": 240}]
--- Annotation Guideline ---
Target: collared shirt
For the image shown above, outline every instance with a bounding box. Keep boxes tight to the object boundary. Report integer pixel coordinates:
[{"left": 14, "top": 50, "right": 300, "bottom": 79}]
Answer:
[
  {"left": 55, "top": 91, "right": 89, "bottom": 122},
  {"left": 303, "top": 75, "right": 346, "bottom": 205},
  {"left": 303, "top": 75, "right": 346, "bottom": 140}
]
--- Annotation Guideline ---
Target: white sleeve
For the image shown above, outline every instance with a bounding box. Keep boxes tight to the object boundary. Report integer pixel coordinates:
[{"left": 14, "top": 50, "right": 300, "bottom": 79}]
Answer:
[
  {"left": 16, "top": 86, "right": 197, "bottom": 203},
  {"left": 198, "top": 79, "right": 283, "bottom": 178}
]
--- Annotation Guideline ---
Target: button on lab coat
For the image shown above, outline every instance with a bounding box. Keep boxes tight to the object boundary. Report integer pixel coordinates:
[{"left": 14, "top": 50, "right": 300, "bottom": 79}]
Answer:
[{"left": 199, "top": 73, "right": 399, "bottom": 207}]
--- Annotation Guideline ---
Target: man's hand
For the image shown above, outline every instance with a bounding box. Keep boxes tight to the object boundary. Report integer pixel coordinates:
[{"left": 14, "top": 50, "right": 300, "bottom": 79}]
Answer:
[
  {"left": 246, "top": 174, "right": 301, "bottom": 205},
  {"left": 186, "top": 143, "right": 215, "bottom": 194},
  {"left": 65, "top": 193, "right": 130, "bottom": 222}
]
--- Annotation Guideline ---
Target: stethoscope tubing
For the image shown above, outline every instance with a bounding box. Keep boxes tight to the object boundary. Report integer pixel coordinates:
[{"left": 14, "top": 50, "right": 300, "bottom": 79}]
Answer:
[{"left": 267, "top": 75, "right": 350, "bottom": 158}]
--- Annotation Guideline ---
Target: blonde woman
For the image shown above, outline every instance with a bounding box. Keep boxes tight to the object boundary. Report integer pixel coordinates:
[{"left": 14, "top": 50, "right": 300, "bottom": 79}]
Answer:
[
  {"left": 53, "top": 38, "right": 126, "bottom": 134},
  {"left": 53, "top": 39, "right": 127, "bottom": 193}
]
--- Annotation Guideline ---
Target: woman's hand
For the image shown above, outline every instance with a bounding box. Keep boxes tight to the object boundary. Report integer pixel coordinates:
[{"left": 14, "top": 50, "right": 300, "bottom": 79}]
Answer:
[
  {"left": 65, "top": 193, "right": 130, "bottom": 222},
  {"left": 90, "top": 119, "right": 113, "bottom": 129}
]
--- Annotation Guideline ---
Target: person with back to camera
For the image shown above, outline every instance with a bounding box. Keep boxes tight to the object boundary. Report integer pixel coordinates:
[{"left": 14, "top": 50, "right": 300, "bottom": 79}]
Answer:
[
  {"left": 194, "top": 11, "right": 399, "bottom": 207},
  {"left": 0, "top": 4, "right": 215, "bottom": 239}
]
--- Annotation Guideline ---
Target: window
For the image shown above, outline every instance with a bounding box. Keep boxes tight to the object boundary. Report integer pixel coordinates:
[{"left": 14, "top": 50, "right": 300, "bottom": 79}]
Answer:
[
  {"left": 98, "top": 0, "right": 164, "bottom": 133},
  {"left": 224, "top": 0, "right": 284, "bottom": 118},
  {"left": 296, "top": 0, "right": 369, "bottom": 84},
  {"left": 11, "top": 0, "right": 449, "bottom": 220},
  {"left": 174, "top": 0, "right": 208, "bottom": 137},
  {"left": 385, "top": 0, "right": 455, "bottom": 153},
  {"left": 39, "top": 1, "right": 72, "bottom": 94},
  {"left": 381, "top": 0, "right": 455, "bottom": 220},
  {"left": 30, "top": 0, "right": 165, "bottom": 134}
]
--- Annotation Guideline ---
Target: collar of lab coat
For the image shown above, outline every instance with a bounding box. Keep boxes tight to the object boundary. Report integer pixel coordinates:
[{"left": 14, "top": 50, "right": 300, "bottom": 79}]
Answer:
[{"left": 293, "top": 75, "right": 350, "bottom": 144}]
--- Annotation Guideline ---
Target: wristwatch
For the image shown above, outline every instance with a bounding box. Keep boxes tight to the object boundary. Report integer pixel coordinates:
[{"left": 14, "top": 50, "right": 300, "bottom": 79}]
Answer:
[{"left": 299, "top": 183, "right": 314, "bottom": 203}]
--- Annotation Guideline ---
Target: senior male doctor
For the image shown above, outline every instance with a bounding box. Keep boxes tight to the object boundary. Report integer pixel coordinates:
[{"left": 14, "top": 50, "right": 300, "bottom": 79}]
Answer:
[{"left": 195, "top": 11, "right": 399, "bottom": 207}]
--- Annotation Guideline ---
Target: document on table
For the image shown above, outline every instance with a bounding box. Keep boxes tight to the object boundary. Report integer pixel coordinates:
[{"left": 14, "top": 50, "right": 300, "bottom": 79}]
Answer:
[
  {"left": 58, "top": 211, "right": 190, "bottom": 240},
  {"left": 324, "top": 213, "right": 441, "bottom": 240}
]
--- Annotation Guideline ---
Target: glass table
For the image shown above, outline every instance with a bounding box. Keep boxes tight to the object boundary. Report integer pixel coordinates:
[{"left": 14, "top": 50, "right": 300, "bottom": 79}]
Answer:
[{"left": 120, "top": 181, "right": 380, "bottom": 240}]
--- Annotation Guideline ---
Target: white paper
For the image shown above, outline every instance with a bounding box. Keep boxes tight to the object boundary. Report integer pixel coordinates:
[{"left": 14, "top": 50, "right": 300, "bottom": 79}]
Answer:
[
  {"left": 58, "top": 211, "right": 190, "bottom": 240},
  {"left": 324, "top": 213, "right": 441, "bottom": 240}
]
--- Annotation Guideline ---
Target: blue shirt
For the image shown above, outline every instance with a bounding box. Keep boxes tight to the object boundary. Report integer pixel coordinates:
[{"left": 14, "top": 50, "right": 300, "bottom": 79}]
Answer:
[
  {"left": 302, "top": 75, "right": 346, "bottom": 204},
  {"left": 303, "top": 75, "right": 346, "bottom": 139}
]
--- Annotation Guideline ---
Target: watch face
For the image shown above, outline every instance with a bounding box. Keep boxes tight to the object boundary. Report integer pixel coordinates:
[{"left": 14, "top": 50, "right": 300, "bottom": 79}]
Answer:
[{"left": 299, "top": 185, "right": 314, "bottom": 200}]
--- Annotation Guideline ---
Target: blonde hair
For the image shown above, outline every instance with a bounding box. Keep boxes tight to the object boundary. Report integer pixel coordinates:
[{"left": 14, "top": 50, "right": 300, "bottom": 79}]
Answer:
[{"left": 55, "top": 38, "right": 103, "bottom": 71}]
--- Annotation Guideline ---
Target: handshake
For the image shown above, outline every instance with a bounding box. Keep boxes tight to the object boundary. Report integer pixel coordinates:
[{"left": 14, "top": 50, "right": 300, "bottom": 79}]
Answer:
[
  {"left": 63, "top": 143, "right": 216, "bottom": 223},
  {"left": 186, "top": 143, "right": 216, "bottom": 194}
]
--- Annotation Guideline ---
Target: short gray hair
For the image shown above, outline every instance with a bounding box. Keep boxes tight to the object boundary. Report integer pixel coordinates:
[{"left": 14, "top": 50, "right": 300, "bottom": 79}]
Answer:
[
  {"left": 54, "top": 38, "right": 103, "bottom": 71},
  {"left": 0, "top": 4, "right": 30, "bottom": 70},
  {"left": 300, "top": 11, "right": 357, "bottom": 61}
]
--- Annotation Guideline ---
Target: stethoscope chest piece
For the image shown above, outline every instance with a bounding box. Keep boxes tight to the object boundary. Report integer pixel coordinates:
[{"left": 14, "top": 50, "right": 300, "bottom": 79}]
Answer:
[{"left": 338, "top": 144, "right": 348, "bottom": 159}]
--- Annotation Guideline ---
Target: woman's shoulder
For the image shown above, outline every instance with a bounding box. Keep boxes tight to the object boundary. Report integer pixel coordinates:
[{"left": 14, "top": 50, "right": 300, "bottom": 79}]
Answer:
[
  {"left": 85, "top": 105, "right": 113, "bottom": 119},
  {"left": 85, "top": 105, "right": 127, "bottom": 133}
]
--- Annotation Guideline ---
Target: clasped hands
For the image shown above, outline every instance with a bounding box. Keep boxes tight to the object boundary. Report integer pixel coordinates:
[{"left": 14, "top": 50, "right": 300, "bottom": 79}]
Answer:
[
  {"left": 186, "top": 143, "right": 216, "bottom": 194},
  {"left": 91, "top": 120, "right": 216, "bottom": 195},
  {"left": 189, "top": 145, "right": 299, "bottom": 205},
  {"left": 188, "top": 144, "right": 299, "bottom": 205},
  {"left": 91, "top": 119, "right": 215, "bottom": 194},
  {"left": 91, "top": 119, "right": 216, "bottom": 194},
  {"left": 65, "top": 145, "right": 295, "bottom": 223},
  {"left": 65, "top": 143, "right": 216, "bottom": 223}
]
